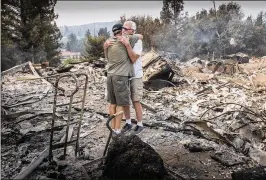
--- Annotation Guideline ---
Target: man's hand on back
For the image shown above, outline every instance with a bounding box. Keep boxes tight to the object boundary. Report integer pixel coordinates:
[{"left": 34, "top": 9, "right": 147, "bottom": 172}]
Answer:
[
  {"left": 118, "top": 36, "right": 130, "bottom": 47},
  {"left": 104, "top": 40, "right": 115, "bottom": 49}
]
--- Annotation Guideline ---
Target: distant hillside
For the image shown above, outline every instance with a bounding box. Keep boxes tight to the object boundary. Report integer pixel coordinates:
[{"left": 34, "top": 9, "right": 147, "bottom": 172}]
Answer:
[{"left": 59, "top": 21, "right": 118, "bottom": 39}]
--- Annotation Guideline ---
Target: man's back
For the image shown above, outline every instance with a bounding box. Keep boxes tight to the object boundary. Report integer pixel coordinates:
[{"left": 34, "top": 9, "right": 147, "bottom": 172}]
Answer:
[{"left": 107, "top": 35, "right": 139, "bottom": 77}]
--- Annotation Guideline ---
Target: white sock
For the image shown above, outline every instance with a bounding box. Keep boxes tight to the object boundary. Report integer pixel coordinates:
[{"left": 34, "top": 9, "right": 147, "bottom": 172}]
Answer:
[
  {"left": 126, "top": 119, "right": 131, "bottom": 125},
  {"left": 115, "top": 129, "right": 121, "bottom": 134},
  {"left": 137, "top": 121, "right": 143, "bottom": 127}
]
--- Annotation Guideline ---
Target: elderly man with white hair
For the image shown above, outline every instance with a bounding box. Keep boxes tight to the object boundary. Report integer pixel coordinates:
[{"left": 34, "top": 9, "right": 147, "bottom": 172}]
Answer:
[{"left": 120, "top": 21, "right": 144, "bottom": 135}]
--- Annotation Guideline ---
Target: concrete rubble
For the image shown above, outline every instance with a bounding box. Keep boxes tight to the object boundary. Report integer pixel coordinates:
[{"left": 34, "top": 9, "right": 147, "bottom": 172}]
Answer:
[{"left": 1, "top": 52, "right": 266, "bottom": 179}]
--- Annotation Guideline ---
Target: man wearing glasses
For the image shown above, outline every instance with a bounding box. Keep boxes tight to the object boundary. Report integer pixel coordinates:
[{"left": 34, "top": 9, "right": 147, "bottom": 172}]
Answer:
[{"left": 120, "top": 21, "right": 144, "bottom": 135}]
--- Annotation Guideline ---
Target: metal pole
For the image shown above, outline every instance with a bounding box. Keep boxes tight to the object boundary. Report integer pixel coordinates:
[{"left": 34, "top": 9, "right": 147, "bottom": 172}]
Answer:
[
  {"left": 75, "top": 74, "right": 89, "bottom": 157},
  {"left": 49, "top": 77, "right": 59, "bottom": 162}
]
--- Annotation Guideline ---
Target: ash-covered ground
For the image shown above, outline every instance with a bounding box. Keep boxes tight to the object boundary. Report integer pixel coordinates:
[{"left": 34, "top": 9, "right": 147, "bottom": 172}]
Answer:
[{"left": 2, "top": 55, "right": 266, "bottom": 179}]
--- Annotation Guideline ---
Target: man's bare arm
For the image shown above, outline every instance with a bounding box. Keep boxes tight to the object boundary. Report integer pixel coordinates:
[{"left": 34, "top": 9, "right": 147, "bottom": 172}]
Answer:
[
  {"left": 119, "top": 36, "right": 140, "bottom": 63},
  {"left": 135, "top": 34, "right": 143, "bottom": 40},
  {"left": 104, "top": 39, "right": 114, "bottom": 49},
  {"left": 103, "top": 36, "right": 141, "bottom": 61},
  {"left": 103, "top": 41, "right": 108, "bottom": 60},
  {"left": 104, "top": 47, "right": 108, "bottom": 60},
  {"left": 125, "top": 44, "right": 140, "bottom": 63}
]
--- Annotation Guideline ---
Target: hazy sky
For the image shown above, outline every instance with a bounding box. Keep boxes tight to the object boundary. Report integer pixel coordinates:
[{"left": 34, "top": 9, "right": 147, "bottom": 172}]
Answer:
[{"left": 54, "top": 1, "right": 266, "bottom": 26}]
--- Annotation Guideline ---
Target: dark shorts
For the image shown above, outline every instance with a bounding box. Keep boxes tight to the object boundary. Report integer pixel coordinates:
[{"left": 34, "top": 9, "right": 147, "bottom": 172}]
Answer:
[{"left": 107, "top": 75, "right": 130, "bottom": 106}]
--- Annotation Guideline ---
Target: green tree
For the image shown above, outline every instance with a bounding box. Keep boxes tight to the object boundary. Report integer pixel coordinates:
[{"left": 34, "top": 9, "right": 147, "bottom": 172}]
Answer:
[
  {"left": 76, "top": 38, "right": 86, "bottom": 53},
  {"left": 40, "top": 1, "right": 62, "bottom": 65},
  {"left": 126, "top": 15, "right": 163, "bottom": 51},
  {"left": 43, "top": 21, "right": 62, "bottom": 66},
  {"left": 1, "top": 0, "right": 62, "bottom": 70},
  {"left": 86, "top": 29, "right": 91, "bottom": 37},
  {"left": 248, "top": 11, "right": 266, "bottom": 56},
  {"left": 98, "top": 27, "right": 110, "bottom": 38},
  {"left": 66, "top": 42, "right": 71, "bottom": 51},
  {"left": 1, "top": 0, "right": 21, "bottom": 44},
  {"left": 82, "top": 35, "right": 106, "bottom": 61},
  {"left": 160, "top": 0, "right": 184, "bottom": 25},
  {"left": 160, "top": 0, "right": 172, "bottom": 25},
  {"left": 1, "top": 0, "right": 23, "bottom": 70},
  {"left": 30, "top": 0, "right": 62, "bottom": 65},
  {"left": 67, "top": 33, "right": 78, "bottom": 51},
  {"left": 120, "top": 14, "right": 126, "bottom": 24},
  {"left": 64, "top": 26, "right": 69, "bottom": 36},
  {"left": 255, "top": 11, "right": 264, "bottom": 27}
]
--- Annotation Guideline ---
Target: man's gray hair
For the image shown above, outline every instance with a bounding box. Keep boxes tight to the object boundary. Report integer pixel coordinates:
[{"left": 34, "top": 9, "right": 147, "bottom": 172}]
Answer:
[{"left": 124, "top": 21, "right": 137, "bottom": 31}]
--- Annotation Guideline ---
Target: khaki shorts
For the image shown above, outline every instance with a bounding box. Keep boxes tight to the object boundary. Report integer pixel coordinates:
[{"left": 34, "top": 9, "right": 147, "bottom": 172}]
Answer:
[
  {"left": 107, "top": 75, "right": 130, "bottom": 106},
  {"left": 130, "top": 78, "right": 143, "bottom": 102}
]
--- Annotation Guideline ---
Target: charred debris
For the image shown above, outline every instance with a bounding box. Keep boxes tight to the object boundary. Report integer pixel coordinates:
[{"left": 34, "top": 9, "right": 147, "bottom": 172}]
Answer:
[{"left": 1, "top": 51, "right": 266, "bottom": 180}]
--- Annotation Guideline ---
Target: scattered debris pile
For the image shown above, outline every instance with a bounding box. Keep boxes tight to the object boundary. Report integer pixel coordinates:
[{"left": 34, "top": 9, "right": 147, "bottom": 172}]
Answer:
[
  {"left": 142, "top": 50, "right": 183, "bottom": 90},
  {"left": 223, "top": 52, "right": 250, "bottom": 64},
  {"left": 142, "top": 50, "right": 182, "bottom": 82},
  {"left": 1, "top": 61, "right": 107, "bottom": 180},
  {"left": 141, "top": 51, "right": 266, "bottom": 170},
  {"left": 1, "top": 51, "right": 266, "bottom": 179},
  {"left": 103, "top": 135, "right": 168, "bottom": 180},
  {"left": 231, "top": 166, "right": 266, "bottom": 180}
]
